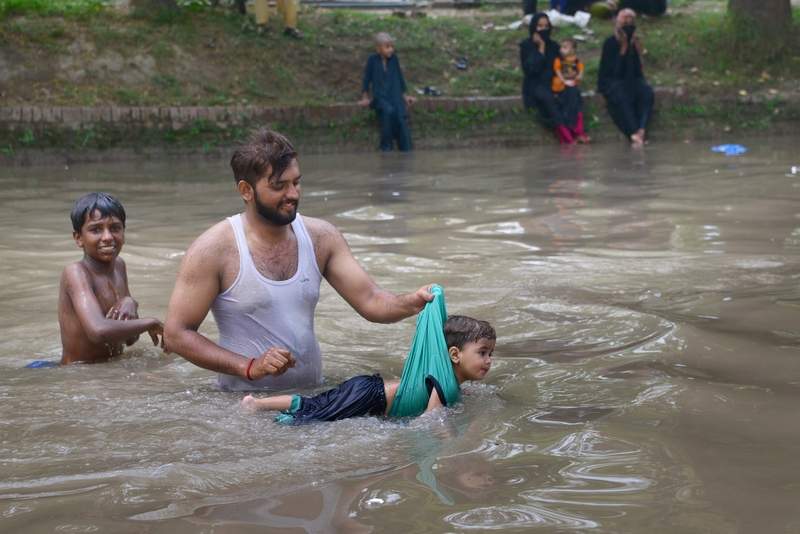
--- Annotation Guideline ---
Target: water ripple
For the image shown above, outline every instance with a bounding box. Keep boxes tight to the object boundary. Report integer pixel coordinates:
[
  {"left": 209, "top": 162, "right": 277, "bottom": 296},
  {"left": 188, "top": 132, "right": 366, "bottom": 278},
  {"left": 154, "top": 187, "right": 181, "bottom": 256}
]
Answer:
[{"left": 444, "top": 504, "right": 599, "bottom": 530}]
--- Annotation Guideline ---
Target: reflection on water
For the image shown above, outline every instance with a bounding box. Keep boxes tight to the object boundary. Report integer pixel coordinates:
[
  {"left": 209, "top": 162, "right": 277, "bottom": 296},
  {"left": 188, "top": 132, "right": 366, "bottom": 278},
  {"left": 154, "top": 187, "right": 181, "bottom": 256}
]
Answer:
[{"left": 1, "top": 138, "right": 800, "bottom": 532}]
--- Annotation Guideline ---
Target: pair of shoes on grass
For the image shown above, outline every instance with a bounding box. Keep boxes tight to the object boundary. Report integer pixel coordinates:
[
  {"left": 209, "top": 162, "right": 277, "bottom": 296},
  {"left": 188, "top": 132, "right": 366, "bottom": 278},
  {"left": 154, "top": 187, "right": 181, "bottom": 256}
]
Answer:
[{"left": 255, "top": 26, "right": 303, "bottom": 39}]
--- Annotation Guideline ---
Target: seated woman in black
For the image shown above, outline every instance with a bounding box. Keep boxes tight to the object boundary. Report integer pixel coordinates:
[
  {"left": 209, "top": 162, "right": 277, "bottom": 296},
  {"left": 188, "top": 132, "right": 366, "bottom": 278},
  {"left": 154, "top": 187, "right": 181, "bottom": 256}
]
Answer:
[
  {"left": 520, "top": 13, "right": 573, "bottom": 144},
  {"left": 597, "top": 8, "right": 654, "bottom": 146}
]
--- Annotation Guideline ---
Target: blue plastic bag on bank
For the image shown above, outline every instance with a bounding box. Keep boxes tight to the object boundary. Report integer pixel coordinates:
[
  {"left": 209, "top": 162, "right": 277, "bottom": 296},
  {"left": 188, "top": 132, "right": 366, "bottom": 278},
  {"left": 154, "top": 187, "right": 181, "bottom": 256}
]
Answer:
[{"left": 711, "top": 144, "right": 748, "bottom": 156}]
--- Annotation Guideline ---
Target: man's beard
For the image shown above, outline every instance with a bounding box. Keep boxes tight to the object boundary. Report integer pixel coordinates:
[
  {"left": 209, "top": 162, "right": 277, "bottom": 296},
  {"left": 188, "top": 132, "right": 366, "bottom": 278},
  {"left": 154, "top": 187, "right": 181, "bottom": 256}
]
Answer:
[{"left": 253, "top": 189, "right": 298, "bottom": 226}]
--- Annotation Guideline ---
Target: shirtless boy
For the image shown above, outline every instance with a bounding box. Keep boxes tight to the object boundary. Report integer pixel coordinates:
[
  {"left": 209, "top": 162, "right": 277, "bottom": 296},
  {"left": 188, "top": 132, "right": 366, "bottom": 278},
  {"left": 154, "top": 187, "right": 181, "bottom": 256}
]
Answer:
[{"left": 58, "top": 192, "right": 163, "bottom": 364}]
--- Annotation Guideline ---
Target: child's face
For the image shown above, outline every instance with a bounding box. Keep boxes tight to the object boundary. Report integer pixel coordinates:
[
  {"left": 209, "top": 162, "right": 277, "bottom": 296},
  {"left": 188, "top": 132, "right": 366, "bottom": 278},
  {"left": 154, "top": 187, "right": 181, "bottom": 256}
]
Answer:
[
  {"left": 560, "top": 42, "right": 574, "bottom": 57},
  {"left": 376, "top": 41, "right": 395, "bottom": 59},
  {"left": 73, "top": 209, "right": 125, "bottom": 263},
  {"left": 451, "top": 338, "right": 495, "bottom": 382}
]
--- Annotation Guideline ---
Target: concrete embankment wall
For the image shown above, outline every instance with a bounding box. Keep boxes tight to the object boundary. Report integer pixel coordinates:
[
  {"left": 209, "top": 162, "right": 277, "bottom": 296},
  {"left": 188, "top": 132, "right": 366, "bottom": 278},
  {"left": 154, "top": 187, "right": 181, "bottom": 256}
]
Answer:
[{"left": 1, "top": 89, "right": 797, "bottom": 163}]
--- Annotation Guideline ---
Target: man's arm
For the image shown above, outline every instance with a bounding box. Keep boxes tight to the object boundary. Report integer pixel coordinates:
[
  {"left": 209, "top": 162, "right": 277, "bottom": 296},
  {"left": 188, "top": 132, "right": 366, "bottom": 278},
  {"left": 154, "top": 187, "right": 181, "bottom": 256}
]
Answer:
[
  {"left": 164, "top": 225, "right": 294, "bottom": 379},
  {"left": 317, "top": 220, "right": 433, "bottom": 323},
  {"left": 64, "top": 264, "right": 162, "bottom": 346}
]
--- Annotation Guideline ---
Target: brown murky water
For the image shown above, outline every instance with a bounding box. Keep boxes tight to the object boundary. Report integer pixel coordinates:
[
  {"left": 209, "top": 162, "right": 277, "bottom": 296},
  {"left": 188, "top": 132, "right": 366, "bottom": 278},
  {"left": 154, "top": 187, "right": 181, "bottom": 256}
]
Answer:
[{"left": 2, "top": 138, "right": 799, "bottom": 533}]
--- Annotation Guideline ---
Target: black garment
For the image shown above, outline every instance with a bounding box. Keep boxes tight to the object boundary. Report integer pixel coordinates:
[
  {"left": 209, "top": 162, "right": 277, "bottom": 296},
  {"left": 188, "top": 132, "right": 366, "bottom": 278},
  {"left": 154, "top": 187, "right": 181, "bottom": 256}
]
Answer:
[
  {"left": 603, "top": 78, "right": 654, "bottom": 136},
  {"left": 556, "top": 86, "right": 583, "bottom": 127},
  {"left": 362, "top": 53, "right": 408, "bottom": 109},
  {"left": 522, "top": 0, "right": 538, "bottom": 15},
  {"left": 362, "top": 53, "right": 412, "bottom": 151},
  {"left": 552, "top": 0, "right": 593, "bottom": 15},
  {"left": 597, "top": 35, "right": 654, "bottom": 137},
  {"left": 619, "top": 0, "right": 667, "bottom": 16},
  {"left": 286, "top": 374, "right": 387, "bottom": 424},
  {"left": 376, "top": 103, "right": 412, "bottom": 152},
  {"left": 520, "top": 36, "right": 565, "bottom": 127}
]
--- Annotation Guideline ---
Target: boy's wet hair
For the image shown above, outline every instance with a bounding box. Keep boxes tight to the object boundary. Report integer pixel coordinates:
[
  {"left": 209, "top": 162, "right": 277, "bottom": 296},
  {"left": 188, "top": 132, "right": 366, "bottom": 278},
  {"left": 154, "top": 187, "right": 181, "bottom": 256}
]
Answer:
[
  {"left": 444, "top": 315, "right": 496, "bottom": 350},
  {"left": 230, "top": 128, "right": 298, "bottom": 188},
  {"left": 70, "top": 192, "right": 126, "bottom": 233}
]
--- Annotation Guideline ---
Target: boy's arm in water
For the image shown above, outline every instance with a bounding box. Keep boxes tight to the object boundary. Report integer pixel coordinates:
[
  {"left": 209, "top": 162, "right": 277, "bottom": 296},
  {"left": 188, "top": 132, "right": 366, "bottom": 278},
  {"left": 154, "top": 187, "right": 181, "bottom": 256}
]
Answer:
[
  {"left": 164, "top": 223, "right": 295, "bottom": 380},
  {"left": 61, "top": 262, "right": 163, "bottom": 352},
  {"left": 310, "top": 218, "right": 433, "bottom": 323}
]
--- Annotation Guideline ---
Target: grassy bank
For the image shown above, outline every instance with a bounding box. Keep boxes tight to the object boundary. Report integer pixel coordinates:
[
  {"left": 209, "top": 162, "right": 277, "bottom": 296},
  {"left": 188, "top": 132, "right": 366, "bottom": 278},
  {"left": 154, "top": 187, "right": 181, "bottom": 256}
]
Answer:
[
  {"left": 2, "top": 0, "right": 799, "bottom": 106},
  {"left": 0, "top": 0, "right": 798, "bottom": 155}
]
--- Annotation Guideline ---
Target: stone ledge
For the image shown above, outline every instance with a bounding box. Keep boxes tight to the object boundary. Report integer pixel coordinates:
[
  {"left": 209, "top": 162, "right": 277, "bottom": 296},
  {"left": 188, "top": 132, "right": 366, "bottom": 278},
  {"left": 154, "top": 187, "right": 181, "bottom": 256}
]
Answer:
[{"left": 0, "top": 89, "right": 696, "bottom": 131}]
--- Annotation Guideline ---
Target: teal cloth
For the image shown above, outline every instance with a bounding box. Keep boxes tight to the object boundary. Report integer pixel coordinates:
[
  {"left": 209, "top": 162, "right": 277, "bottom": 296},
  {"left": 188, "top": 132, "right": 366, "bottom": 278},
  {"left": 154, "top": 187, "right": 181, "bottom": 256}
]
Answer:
[
  {"left": 389, "top": 285, "right": 460, "bottom": 417},
  {"left": 274, "top": 394, "right": 302, "bottom": 425}
]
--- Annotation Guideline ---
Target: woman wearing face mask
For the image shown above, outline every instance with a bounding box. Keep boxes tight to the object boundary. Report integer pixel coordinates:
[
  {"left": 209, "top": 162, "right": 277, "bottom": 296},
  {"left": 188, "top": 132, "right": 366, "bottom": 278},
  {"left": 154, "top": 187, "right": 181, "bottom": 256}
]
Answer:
[
  {"left": 597, "top": 8, "right": 654, "bottom": 146},
  {"left": 520, "top": 13, "right": 574, "bottom": 144}
]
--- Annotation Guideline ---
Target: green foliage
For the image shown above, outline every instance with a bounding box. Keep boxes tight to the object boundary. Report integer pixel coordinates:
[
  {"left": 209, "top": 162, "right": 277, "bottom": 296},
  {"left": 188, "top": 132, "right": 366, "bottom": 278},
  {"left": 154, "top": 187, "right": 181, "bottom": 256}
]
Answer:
[
  {"left": 19, "top": 128, "right": 35, "bottom": 145},
  {"left": 637, "top": 8, "right": 800, "bottom": 88},
  {"left": 0, "top": 0, "right": 106, "bottom": 19}
]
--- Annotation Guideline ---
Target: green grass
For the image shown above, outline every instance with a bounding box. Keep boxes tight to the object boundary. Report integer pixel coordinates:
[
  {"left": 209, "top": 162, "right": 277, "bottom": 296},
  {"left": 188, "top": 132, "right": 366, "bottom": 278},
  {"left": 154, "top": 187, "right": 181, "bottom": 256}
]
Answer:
[
  {"left": 0, "top": 2, "right": 798, "bottom": 108},
  {"left": 0, "top": 0, "right": 106, "bottom": 19}
]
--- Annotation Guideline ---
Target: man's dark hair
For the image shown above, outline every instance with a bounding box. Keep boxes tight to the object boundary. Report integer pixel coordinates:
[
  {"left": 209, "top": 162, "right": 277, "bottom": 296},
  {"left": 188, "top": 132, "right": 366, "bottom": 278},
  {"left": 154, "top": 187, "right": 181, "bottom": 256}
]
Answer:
[
  {"left": 70, "top": 192, "right": 126, "bottom": 233},
  {"left": 444, "top": 315, "right": 496, "bottom": 350},
  {"left": 230, "top": 128, "right": 298, "bottom": 188}
]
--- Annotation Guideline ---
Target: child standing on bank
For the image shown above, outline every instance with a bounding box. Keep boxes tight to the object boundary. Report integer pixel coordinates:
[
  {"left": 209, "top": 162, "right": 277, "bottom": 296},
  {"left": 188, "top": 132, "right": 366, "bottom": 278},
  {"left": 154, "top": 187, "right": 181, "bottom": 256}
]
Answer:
[
  {"left": 241, "top": 315, "right": 495, "bottom": 424},
  {"left": 358, "top": 32, "right": 416, "bottom": 152},
  {"left": 58, "top": 192, "right": 164, "bottom": 364},
  {"left": 552, "top": 38, "right": 590, "bottom": 143}
]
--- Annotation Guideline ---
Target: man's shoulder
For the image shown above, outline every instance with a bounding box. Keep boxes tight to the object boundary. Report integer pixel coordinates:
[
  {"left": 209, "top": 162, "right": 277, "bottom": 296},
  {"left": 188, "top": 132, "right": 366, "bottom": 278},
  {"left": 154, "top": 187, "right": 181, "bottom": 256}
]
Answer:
[
  {"left": 301, "top": 215, "right": 340, "bottom": 243},
  {"left": 185, "top": 219, "right": 236, "bottom": 262}
]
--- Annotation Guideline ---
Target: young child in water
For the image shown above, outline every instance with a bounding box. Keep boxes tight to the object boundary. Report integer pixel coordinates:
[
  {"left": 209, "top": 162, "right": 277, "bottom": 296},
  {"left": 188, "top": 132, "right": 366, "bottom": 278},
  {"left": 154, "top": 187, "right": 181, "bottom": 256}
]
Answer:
[
  {"left": 241, "top": 315, "right": 495, "bottom": 423},
  {"left": 58, "top": 192, "right": 164, "bottom": 364},
  {"left": 552, "top": 38, "right": 590, "bottom": 143}
]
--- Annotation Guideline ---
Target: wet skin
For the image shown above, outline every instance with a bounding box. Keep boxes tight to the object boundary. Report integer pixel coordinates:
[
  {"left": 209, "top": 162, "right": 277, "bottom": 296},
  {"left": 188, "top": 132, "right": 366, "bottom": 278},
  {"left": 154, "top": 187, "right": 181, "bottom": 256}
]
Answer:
[{"left": 58, "top": 210, "right": 163, "bottom": 364}]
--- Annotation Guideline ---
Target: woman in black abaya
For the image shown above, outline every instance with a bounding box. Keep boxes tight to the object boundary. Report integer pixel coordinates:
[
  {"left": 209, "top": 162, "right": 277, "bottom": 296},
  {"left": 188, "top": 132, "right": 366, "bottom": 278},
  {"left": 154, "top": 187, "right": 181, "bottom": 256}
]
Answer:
[{"left": 520, "top": 13, "right": 574, "bottom": 144}]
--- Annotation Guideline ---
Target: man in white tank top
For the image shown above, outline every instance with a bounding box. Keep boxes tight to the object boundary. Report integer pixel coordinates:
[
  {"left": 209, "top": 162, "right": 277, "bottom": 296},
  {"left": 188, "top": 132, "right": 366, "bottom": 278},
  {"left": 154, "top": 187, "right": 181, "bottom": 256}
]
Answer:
[{"left": 164, "top": 129, "right": 433, "bottom": 391}]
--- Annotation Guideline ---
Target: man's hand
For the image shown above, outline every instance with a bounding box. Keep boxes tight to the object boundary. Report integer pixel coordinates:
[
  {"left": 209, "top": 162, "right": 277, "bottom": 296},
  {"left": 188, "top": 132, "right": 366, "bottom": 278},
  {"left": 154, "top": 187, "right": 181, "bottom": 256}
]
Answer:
[
  {"left": 358, "top": 96, "right": 370, "bottom": 107},
  {"left": 407, "top": 284, "right": 435, "bottom": 314},
  {"left": 250, "top": 347, "right": 295, "bottom": 380},
  {"left": 565, "top": 79, "right": 577, "bottom": 87},
  {"left": 404, "top": 94, "right": 416, "bottom": 106},
  {"left": 147, "top": 319, "right": 165, "bottom": 349}
]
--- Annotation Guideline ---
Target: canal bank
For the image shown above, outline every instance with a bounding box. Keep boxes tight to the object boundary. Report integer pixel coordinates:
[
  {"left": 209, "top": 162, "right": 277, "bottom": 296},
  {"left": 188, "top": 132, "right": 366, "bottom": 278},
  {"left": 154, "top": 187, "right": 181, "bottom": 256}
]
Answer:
[{"left": 2, "top": 88, "right": 799, "bottom": 163}]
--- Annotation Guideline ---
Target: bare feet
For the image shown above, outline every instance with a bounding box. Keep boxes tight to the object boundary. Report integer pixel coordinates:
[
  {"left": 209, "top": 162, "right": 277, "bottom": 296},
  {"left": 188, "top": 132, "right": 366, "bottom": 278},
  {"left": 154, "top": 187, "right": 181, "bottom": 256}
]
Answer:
[
  {"left": 577, "top": 134, "right": 591, "bottom": 144},
  {"left": 241, "top": 394, "right": 258, "bottom": 413},
  {"left": 630, "top": 129, "right": 646, "bottom": 147}
]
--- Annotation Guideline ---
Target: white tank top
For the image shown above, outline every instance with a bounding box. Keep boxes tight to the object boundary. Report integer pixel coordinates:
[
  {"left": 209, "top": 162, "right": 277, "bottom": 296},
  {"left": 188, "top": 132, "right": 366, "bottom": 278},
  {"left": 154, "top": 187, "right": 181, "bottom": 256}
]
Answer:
[{"left": 211, "top": 213, "right": 323, "bottom": 391}]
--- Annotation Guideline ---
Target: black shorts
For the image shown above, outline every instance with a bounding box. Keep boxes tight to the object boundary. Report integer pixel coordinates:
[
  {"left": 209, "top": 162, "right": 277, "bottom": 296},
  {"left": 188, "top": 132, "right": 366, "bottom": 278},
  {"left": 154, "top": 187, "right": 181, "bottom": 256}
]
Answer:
[{"left": 280, "top": 374, "right": 387, "bottom": 425}]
